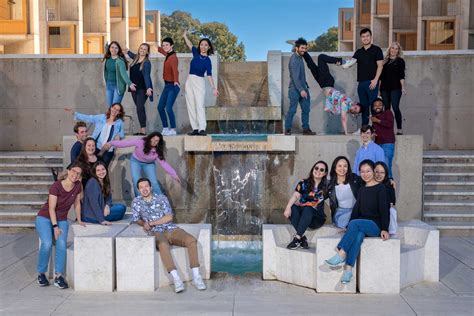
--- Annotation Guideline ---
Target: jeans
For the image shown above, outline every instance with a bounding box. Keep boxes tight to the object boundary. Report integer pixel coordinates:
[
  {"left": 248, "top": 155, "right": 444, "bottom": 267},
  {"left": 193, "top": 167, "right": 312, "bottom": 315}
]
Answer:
[
  {"left": 106, "top": 81, "right": 124, "bottom": 107},
  {"left": 131, "top": 89, "right": 148, "bottom": 128},
  {"left": 357, "top": 80, "right": 379, "bottom": 125},
  {"left": 158, "top": 83, "right": 180, "bottom": 129},
  {"left": 290, "top": 205, "right": 326, "bottom": 237},
  {"left": 381, "top": 89, "right": 403, "bottom": 129},
  {"left": 82, "top": 204, "right": 127, "bottom": 223},
  {"left": 380, "top": 143, "right": 395, "bottom": 178},
  {"left": 337, "top": 219, "right": 381, "bottom": 267},
  {"left": 285, "top": 86, "right": 311, "bottom": 130},
  {"left": 130, "top": 156, "right": 162, "bottom": 197},
  {"left": 36, "top": 216, "right": 69, "bottom": 274},
  {"left": 333, "top": 207, "right": 353, "bottom": 229}
]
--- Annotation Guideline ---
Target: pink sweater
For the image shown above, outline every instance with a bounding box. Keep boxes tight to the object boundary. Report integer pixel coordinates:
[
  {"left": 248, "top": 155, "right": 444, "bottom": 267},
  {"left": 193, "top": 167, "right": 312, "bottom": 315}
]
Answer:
[{"left": 110, "top": 138, "right": 178, "bottom": 179}]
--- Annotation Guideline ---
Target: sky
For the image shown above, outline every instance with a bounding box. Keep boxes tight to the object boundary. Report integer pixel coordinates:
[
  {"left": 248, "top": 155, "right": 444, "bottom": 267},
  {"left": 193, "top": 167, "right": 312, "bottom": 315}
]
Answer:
[{"left": 146, "top": 0, "right": 354, "bottom": 61}]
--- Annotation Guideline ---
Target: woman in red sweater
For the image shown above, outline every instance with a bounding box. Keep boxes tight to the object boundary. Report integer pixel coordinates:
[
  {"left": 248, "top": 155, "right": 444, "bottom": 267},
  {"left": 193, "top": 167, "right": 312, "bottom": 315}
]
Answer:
[{"left": 157, "top": 37, "right": 180, "bottom": 136}]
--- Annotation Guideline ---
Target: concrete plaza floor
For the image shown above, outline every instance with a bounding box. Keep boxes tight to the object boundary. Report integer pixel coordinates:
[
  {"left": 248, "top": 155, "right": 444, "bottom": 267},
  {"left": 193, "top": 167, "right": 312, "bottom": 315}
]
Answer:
[{"left": 0, "top": 232, "right": 473, "bottom": 316}]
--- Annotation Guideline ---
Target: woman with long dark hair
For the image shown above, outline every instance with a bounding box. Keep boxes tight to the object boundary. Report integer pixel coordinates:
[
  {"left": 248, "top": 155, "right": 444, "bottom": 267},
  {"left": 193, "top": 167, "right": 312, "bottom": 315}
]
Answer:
[
  {"left": 81, "top": 161, "right": 126, "bottom": 225},
  {"left": 103, "top": 41, "right": 136, "bottom": 107},
  {"left": 76, "top": 137, "right": 103, "bottom": 187},
  {"left": 325, "top": 160, "right": 390, "bottom": 284},
  {"left": 105, "top": 132, "right": 180, "bottom": 196},
  {"left": 124, "top": 43, "right": 153, "bottom": 135},
  {"left": 182, "top": 31, "right": 219, "bottom": 136},
  {"left": 283, "top": 161, "right": 328, "bottom": 249},
  {"left": 374, "top": 161, "right": 397, "bottom": 235},
  {"left": 36, "top": 162, "right": 84, "bottom": 289},
  {"left": 327, "top": 156, "right": 362, "bottom": 229}
]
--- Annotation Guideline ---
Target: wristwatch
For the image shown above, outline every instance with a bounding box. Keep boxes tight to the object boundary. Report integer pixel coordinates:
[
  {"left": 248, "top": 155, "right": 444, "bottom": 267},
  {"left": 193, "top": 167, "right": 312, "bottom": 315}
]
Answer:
[{"left": 53, "top": 224, "right": 58, "bottom": 228}]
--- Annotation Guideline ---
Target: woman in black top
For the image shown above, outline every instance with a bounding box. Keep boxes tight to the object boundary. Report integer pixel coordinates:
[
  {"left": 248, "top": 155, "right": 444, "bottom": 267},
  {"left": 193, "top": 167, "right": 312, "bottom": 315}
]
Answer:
[
  {"left": 324, "top": 159, "right": 390, "bottom": 284},
  {"left": 76, "top": 137, "right": 104, "bottom": 187},
  {"left": 283, "top": 161, "right": 328, "bottom": 250},
  {"left": 379, "top": 42, "right": 406, "bottom": 135},
  {"left": 375, "top": 161, "right": 397, "bottom": 235},
  {"left": 124, "top": 43, "right": 153, "bottom": 135}
]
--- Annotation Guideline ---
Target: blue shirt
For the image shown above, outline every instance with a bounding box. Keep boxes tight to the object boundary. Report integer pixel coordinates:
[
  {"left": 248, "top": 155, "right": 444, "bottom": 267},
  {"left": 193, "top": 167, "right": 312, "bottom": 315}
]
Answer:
[
  {"left": 354, "top": 141, "right": 385, "bottom": 175},
  {"left": 189, "top": 46, "right": 212, "bottom": 77},
  {"left": 131, "top": 193, "right": 178, "bottom": 233},
  {"left": 73, "top": 112, "right": 124, "bottom": 149}
]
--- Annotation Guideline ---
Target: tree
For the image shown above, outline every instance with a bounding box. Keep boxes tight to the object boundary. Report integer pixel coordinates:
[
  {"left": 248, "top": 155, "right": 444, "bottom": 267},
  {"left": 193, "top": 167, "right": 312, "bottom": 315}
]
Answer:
[
  {"left": 307, "top": 27, "right": 338, "bottom": 52},
  {"left": 160, "top": 11, "right": 246, "bottom": 61}
]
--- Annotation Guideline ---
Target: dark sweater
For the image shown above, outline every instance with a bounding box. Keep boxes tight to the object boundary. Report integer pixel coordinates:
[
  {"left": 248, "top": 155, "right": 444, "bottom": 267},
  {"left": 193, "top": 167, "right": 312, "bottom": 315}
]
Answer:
[
  {"left": 373, "top": 110, "right": 395, "bottom": 144},
  {"left": 126, "top": 51, "right": 154, "bottom": 102},
  {"left": 81, "top": 177, "right": 112, "bottom": 223},
  {"left": 350, "top": 183, "right": 390, "bottom": 231},
  {"left": 70, "top": 141, "right": 82, "bottom": 164},
  {"left": 380, "top": 57, "right": 405, "bottom": 91}
]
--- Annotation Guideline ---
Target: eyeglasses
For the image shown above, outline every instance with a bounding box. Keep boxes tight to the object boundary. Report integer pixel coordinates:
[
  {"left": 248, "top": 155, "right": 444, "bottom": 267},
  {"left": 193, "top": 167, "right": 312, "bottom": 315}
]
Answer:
[{"left": 314, "top": 167, "right": 326, "bottom": 172}]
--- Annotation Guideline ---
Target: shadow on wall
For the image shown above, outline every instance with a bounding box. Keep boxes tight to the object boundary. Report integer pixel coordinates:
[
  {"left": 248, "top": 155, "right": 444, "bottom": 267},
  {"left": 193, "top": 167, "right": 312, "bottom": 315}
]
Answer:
[
  {"left": 0, "top": 73, "right": 15, "bottom": 149},
  {"left": 346, "top": 139, "right": 360, "bottom": 169}
]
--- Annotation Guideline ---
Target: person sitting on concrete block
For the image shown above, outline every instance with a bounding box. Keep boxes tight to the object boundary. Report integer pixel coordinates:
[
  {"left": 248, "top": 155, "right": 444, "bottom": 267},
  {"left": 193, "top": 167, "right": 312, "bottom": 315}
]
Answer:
[
  {"left": 131, "top": 178, "right": 206, "bottom": 293},
  {"left": 283, "top": 161, "right": 328, "bottom": 249},
  {"left": 324, "top": 159, "right": 390, "bottom": 284}
]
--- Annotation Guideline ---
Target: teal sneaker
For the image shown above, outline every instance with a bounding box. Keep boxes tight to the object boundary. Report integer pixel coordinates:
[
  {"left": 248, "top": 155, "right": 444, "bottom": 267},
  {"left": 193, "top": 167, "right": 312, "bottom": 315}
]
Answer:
[
  {"left": 341, "top": 270, "right": 353, "bottom": 284},
  {"left": 324, "top": 253, "right": 345, "bottom": 267}
]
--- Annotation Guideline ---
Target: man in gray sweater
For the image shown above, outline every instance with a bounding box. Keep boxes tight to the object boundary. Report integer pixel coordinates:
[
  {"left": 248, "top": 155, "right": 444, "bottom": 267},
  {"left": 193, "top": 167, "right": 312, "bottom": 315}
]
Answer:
[{"left": 285, "top": 38, "right": 315, "bottom": 135}]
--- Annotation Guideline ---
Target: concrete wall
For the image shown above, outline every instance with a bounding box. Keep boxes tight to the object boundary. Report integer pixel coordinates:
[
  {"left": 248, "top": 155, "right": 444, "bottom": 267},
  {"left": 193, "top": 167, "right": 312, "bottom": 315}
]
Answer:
[
  {"left": 0, "top": 53, "right": 218, "bottom": 150},
  {"left": 280, "top": 50, "right": 474, "bottom": 149},
  {"left": 62, "top": 135, "right": 423, "bottom": 230}
]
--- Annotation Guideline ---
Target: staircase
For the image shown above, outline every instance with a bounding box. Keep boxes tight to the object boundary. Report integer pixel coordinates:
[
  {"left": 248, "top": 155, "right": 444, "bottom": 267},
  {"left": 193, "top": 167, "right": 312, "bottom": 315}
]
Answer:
[
  {"left": 423, "top": 151, "right": 474, "bottom": 236},
  {"left": 0, "top": 152, "right": 62, "bottom": 228}
]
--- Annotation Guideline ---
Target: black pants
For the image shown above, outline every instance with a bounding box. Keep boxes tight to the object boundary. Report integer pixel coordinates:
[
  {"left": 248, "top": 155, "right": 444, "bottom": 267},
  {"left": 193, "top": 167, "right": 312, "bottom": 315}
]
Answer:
[
  {"left": 290, "top": 205, "right": 326, "bottom": 237},
  {"left": 303, "top": 52, "right": 342, "bottom": 89},
  {"left": 381, "top": 89, "right": 403, "bottom": 129},
  {"left": 131, "top": 89, "right": 148, "bottom": 128}
]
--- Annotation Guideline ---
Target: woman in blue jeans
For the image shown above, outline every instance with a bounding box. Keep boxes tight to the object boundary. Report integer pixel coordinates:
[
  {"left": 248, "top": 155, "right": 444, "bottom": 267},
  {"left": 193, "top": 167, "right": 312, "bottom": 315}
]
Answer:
[
  {"left": 35, "top": 162, "right": 85, "bottom": 289},
  {"left": 81, "top": 161, "right": 126, "bottom": 225},
  {"left": 325, "top": 159, "right": 390, "bottom": 284}
]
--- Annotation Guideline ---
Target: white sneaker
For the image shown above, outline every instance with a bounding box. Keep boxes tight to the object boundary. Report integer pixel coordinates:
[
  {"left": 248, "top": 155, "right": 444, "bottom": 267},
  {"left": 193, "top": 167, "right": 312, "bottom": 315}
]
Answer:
[
  {"left": 342, "top": 58, "right": 357, "bottom": 69},
  {"left": 192, "top": 275, "right": 207, "bottom": 290},
  {"left": 167, "top": 128, "right": 177, "bottom": 136},
  {"left": 161, "top": 128, "right": 170, "bottom": 136},
  {"left": 174, "top": 280, "right": 185, "bottom": 293},
  {"left": 352, "top": 128, "right": 361, "bottom": 136}
]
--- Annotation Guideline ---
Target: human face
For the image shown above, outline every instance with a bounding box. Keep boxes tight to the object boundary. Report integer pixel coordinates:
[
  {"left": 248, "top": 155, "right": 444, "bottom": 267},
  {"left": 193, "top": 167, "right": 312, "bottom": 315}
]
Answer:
[
  {"left": 373, "top": 101, "right": 383, "bottom": 114},
  {"left": 162, "top": 41, "right": 173, "bottom": 53},
  {"left": 374, "top": 165, "right": 386, "bottom": 183},
  {"left": 138, "top": 44, "right": 149, "bottom": 57},
  {"left": 76, "top": 127, "right": 87, "bottom": 142},
  {"left": 110, "top": 104, "right": 122, "bottom": 118},
  {"left": 361, "top": 129, "right": 373, "bottom": 143},
  {"left": 335, "top": 159, "right": 348, "bottom": 178},
  {"left": 360, "top": 32, "right": 372, "bottom": 46},
  {"left": 67, "top": 167, "right": 82, "bottom": 183},
  {"left": 95, "top": 164, "right": 107, "bottom": 180},
  {"left": 349, "top": 104, "right": 361, "bottom": 114},
  {"left": 199, "top": 40, "right": 210, "bottom": 55},
  {"left": 389, "top": 45, "right": 399, "bottom": 58},
  {"left": 312, "top": 163, "right": 327, "bottom": 180},
  {"left": 150, "top": 136, "right": 160, "bottom": 147},
  {"left": 295, "top": 45, "right": 307, "bottom": 56},
  {"left": 85, "top": 140, "right": 96, "bottom": 155},
  {"left": 138, "top": 181, "right": 152, "bottom": 198},
  {"left": 109, "top": 43, "right": 119, "bottom": 57},
  {"left": 360, "top": 164, "right": 375, "bottom": 183}
]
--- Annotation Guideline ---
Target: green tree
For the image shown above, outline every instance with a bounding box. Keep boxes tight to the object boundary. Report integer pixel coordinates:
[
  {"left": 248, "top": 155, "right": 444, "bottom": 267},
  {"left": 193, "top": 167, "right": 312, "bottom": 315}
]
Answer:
[
  {"left": 308, "top": 26, "right": 339, "bottom": 52},
  {"left": 160, "top": 11, "right": 245, "bottom": 61}
]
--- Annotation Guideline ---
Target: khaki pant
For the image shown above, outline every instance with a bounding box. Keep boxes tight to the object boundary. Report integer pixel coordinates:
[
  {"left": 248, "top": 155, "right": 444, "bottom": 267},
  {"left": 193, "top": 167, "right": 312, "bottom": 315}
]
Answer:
[
  {"left": 153, "top": 228, "right": 199, "bottom": 272},
  {"left": 184, "top": 74, "right": 207, "bottom": 131}
]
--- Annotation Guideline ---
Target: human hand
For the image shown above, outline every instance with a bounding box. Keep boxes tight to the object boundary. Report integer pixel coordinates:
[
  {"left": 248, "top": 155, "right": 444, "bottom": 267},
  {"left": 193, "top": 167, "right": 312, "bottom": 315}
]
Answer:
[
  {"left": 381, "top": 230, "right": 390, "bottom": 240},
  {"left": 146, "top": 88, "right": 153, "bottom": 96},
  {"left": 369, "top": 79, "right": 378, "bottom": 90},
  {"left": 283, "top": 207, "right": 291, "bottom": 219},
  {"left": 129, "top": 83, "right": 137, "bottom": 92},
  {"left": 77, "top": 221, "right": 86, "bottom": 227},
  {"left": 213, "top": 88, "right": 219, "bottom": 97},
  {"left": 104, "top": 205, "right": 111, "bottom": 217},
  {"left": 174, "top": 82, "right": 180, "bottom": 87},
  {"left": 123, "top": 47, "right": 129, "bottom": 54},
  {"left": 64, "top": 108, "right": 74, "bottom": 114},
  {"left": 143, "top": 222, "right": 152, "bottom": 231},
  {"left": 402, "top": 89, "right": 407, "bottom": 95},
  {"left": 102, "top": 143, "right": 112, "bottom": 151},
  {"left": 300, "top": 90, "right": 308, "bottom": 99},
  {"left": 53, "top": 227, "right": 62, "bottom": 240}
]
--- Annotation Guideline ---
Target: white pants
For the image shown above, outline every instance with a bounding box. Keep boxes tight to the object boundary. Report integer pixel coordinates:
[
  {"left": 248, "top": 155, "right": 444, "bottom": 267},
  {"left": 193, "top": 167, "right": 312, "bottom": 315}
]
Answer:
[{"left": 185, "top": 74, "right": 207, "bottom": 131}]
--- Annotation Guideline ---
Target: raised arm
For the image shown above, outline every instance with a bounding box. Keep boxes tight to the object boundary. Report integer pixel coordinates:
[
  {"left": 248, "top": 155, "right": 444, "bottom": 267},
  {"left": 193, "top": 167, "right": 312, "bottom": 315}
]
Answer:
[{"left": 183, "top": 30, "right": 193, "bottom": 51}]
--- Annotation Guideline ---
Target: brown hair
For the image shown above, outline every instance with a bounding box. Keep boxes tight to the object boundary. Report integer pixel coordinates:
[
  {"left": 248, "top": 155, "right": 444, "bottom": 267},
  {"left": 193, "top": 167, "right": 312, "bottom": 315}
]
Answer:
[
  {"left": 106, "top": 103, "right": 125, "bottom": 121},
  {"left": 73, "top": 121, "right": 87, "bottom": 133},
  {"left": 103, "top": 41, "right": 128, "bottom": 69},
  {"left": 91, "top": 161, "right": 111, "bottom": 198}
]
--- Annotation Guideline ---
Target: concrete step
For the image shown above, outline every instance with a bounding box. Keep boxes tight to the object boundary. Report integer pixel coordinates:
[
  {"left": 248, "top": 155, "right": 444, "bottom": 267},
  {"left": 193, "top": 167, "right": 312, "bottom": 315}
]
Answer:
[
  {"left": 0, "top": 163, "right": 63, "bottom": 173},
  {"left": 423, "top": 172, "right": 474, "bottom": 182},
  {"left": 423, "top": 150, "right": 474, "bottom": 160},
  {"left": 423, "top": 163, "right": 474, "bottom": 173},
  {"left": 0, "top": 172, "right": 55, "bottom": 182},
  {"left": 424, "top": 200, "right": 474, "bottom": 212},
  {"left": 0, "top": 181, "right": 52, "bottom": 190},
  {"left": 423, "top": 191, "right": 474, "bottom": 202},
  {"left": 424, "top": 181, "right": 474, "bottom": 191},
  {"left": 0, "top": 210, "right": 37, "bottom": 222},
  {"left": 425, "top": 221, "right": 474, "bottom": 236},
  {"left": 0, "top": 220, "right": 35, "bottom": 228},
  {"left": 0, "top": 190, "right": 49, "bottom": 201},
  {"left": 0, "top": 200, "right": 44, "bottom": 211},
  {"left": 423, "top": 210, "right": 474, "bottom": 222}
]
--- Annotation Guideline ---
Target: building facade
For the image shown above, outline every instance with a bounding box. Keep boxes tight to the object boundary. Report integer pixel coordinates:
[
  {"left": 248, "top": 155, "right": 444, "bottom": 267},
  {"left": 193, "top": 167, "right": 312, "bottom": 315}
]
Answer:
[
  {"left": 0, "top": 0, "right": 149, "bottom": 54},
  {"left": 338, "top": 0, "right": 474, "bottom": 51}
]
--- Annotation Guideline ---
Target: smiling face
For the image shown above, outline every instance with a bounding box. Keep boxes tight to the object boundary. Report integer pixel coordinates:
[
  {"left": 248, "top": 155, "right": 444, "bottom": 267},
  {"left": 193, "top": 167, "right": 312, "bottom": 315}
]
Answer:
[
  {"left": 389, "top": 44, "right": 400, "bottom": 58},
  {"left": 150, "top": 136, "right": 160, "bottom": 147},
  {"left": 67, "top": 166, "right": 82, "bottom": 183},
  {"left": 110, "top": 104, "right": 122, "bottom": 118},
  {"left": 295, "top": 44, "right": 307, "bottom": 56},
  {"left": 76, "top": 126, "right": 87, "bottom": 142},
  {"left": 138, "top": 44, "right": 149, "bottom": 57},
  {"left": 360, "top": 32, "right": 372, "bottom": 46},
  {"left": 349, "top": 103, "right": 361, "bottom": 114},
  {"left": 335, "top": 159, "right": 349, "bottom": 178},
  {"left": 85, "top": 139, "right": 96, "bottom": 155},
  {"left": 95, "top": 164, "right": 107, "bottom": 180},
  {"left": 360, "top": 164, "right": 375, "bottom": 183},
  {"left": 373, "top": 100, "right": 384, "bottom": 114},
  {"left": 312, "top": 163, "right": 327, "bottom": 180},
  {"left": 199, "top": 40, "right": 210, "bottom": 55},
  {"left": 374, "top": 165, "right": 386, "bottom": 183},
  {"left": 109, "top": 43, "right": 119, "bottom": 56},
  {"left": 138, "top": 180, "right": 152, "bottom": 198},
  {"left": 361, "top": 128, "right": 373, "bottom": 144},
  {"left": 162, "top": 41, "right": 173, "bottom": 53}
]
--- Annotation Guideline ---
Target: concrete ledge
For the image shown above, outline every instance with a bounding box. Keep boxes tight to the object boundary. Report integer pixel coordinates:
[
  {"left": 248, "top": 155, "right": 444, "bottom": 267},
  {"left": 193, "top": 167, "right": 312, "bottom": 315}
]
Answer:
[
  {"left": 206, "top": 107, "right": 281, "bottom": 121},
  {"left": 184, "top": 135, "right": 295, "bottom": 152}
]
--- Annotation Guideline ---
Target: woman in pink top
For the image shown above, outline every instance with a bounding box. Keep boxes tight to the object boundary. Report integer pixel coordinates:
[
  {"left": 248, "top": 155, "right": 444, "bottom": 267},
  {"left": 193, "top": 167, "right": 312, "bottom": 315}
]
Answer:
[{"left": 106, "top": 132, "right": 179, "bottom": 196}]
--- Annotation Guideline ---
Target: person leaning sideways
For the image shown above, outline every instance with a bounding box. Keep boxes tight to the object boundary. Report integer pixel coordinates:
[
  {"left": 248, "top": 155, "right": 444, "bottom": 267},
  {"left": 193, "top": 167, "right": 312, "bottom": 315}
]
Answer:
[
  {"left": 157, "top": 37, "right": 180, "bottom": 136},
  {"left": 353, "top": 125, "right": 385, "bottom": 175},
  {"left": 81, "top": 161, "right": 126, "bottom": 225},
  {"left": 132, "top": 178, "right": 206, "bottom": 293},
  {"left": 182, "top": 30, "right": 219, "bottom": 136},
  {"left": 70, "top": 121, "right": 88, "bottom": 163},
  {"left": 284, "top": 38, "right": 315, "bottom": 136},
  {"left": 324, "top": 160, "right": 390, "bottom": 284},
  {"left": 36, "top": 162, "right": 85, "bottom": 289},
  {"left": 283, "top": 161, "right": 328, "bottom": 249}
]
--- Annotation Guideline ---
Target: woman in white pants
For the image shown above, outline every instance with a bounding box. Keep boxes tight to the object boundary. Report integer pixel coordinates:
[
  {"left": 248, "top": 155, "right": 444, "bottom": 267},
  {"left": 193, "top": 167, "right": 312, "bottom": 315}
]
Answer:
[{"left": 183, "top": 30, "right": 219, "bottom": 136}]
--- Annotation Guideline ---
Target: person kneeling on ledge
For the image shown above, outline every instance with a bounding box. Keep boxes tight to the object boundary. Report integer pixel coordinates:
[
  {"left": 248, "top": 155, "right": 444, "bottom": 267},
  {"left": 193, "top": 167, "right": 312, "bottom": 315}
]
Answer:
[{"left": 132, "top": 178, "right": 206, "bottom": 293}]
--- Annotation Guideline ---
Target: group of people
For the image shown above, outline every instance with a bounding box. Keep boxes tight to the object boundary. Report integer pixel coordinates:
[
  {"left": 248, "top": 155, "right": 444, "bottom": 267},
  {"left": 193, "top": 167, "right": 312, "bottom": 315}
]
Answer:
[{"left": 286, "top": 28, "right": 406, "bottom": 136}]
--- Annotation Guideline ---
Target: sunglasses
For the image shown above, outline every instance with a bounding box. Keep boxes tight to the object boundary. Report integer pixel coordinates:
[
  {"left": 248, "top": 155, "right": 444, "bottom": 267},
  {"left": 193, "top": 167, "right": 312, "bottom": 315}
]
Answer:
[{"left": 314, "top": 167, "right": 326, "bottom": 172}]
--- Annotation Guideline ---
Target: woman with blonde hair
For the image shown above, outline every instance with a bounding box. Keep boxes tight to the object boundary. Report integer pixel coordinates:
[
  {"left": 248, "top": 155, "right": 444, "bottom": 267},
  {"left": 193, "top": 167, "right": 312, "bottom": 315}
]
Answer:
[
  {"left": 124, "top": 43, "right": 154, "bottom": 135},
  {"left": 379, "top": 42, "right": 406, "bottom": 135}
]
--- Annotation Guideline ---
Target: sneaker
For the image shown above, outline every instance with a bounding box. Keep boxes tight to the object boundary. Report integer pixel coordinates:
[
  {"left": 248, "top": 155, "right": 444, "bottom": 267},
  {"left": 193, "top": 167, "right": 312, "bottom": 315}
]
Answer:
[
  {"left": 37, "top": 273, "right": 50, "bottom": 287},
  {"left": 302, "top": 128, "right": 316, "bottom": 135},
  {"left": 286, "top": 237, "right": 301, "bottom": 250},
  {"left": 133, "top": 132, "right": 146, "bottom": 136},
  {"left": 54, "top": 275, "right": 69, "bottom": 289},
  {"left": 352, "top": 129, "right": 361, "bottom": 136},
  {"left": 300, "top": 235, "right": 309, "bottom": 249},
  {"left": 198, "top": 130, "right": 207, "bottom": 136},
  {"left": 324, "top": 253, "right": 345, "bottom": 267},
  {"left": 174, "top": 280, "right": 185, "bottom": 293},
  {"left": 192, "top": 275, "right": 207, "bottom": 291},
  {"left": 396, "top": 130, "right": 403, "bottom": 135},
  {"left": 162, "top": 128, "right": 170, "bottom": 136},
  {"left": 187, "top": 129, "right": 199, "bottom": 136},
  {"left": 342, "top": 58, "right": 357, "bottom": 69},
  {"left": 284, "top": 129, "right": 291, "bottom": 136},
  {"left": 341, "top": 270, "right": 353, "bottom": 284},
  {"left": 168, "top": 128, "right": 177, "bottom": 136}
]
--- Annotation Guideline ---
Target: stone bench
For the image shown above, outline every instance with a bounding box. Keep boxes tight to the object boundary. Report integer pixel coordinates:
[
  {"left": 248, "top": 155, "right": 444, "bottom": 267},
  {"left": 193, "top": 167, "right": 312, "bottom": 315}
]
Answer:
[{"left": 115, "top": 223, "right": 211, "bottom": 291}]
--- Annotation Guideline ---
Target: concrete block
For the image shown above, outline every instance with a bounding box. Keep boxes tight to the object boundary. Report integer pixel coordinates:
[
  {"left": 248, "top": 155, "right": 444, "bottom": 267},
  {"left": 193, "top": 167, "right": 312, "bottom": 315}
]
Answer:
[
  {"left": 358, "top": 238, "right": 401, "bottom": 294},
  {"left": 316, "top": 236, "right": 356, "bottom": 293}
]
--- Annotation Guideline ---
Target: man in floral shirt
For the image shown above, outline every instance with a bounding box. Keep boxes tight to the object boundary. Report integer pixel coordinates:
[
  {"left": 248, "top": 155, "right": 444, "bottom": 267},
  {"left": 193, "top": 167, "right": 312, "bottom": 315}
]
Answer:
[{"left": 132, "top": 178, "right": 206, "bottom": 293}]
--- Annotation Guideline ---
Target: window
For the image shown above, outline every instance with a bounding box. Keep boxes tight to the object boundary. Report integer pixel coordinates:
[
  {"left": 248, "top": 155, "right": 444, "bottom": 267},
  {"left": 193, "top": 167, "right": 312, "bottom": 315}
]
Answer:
[
  {"left": 129, "top": 0, "right": 140, "bottom": 27},
  {"left": 83, "top": 35, "right": 104, "bottom": 54},
  {"left": 426, "top": 20, "right": 455, "bottom": 50},
  {"left": 0, "top": 0, "right": 27, "bottom": 34},
  {"left": 360, "top": 0, "right": 371, "bottom": 25},
  {"left": 376, "top": 0, "right": 389, "bottom": 15},
  {"left": 110, "top": 0, "right": 122, "bottom": 18},
  {"left": 396, "top": 33, "right": 417, "bottom": 51},
  {"left": 146, "top": 14, "right": 156, "bottom": 42},
  {"left": 342, "top": 11, "right": 353, "bottom": 41},
  {"left": 48, "top": 25, "right": 75, "bottom": 54}
]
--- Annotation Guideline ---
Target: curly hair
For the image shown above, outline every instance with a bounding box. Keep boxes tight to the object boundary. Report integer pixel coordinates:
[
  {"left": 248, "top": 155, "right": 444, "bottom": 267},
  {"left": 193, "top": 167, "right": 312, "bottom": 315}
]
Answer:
[{"left": 142, "top": 132, "right": 165, "bottom": 160}]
